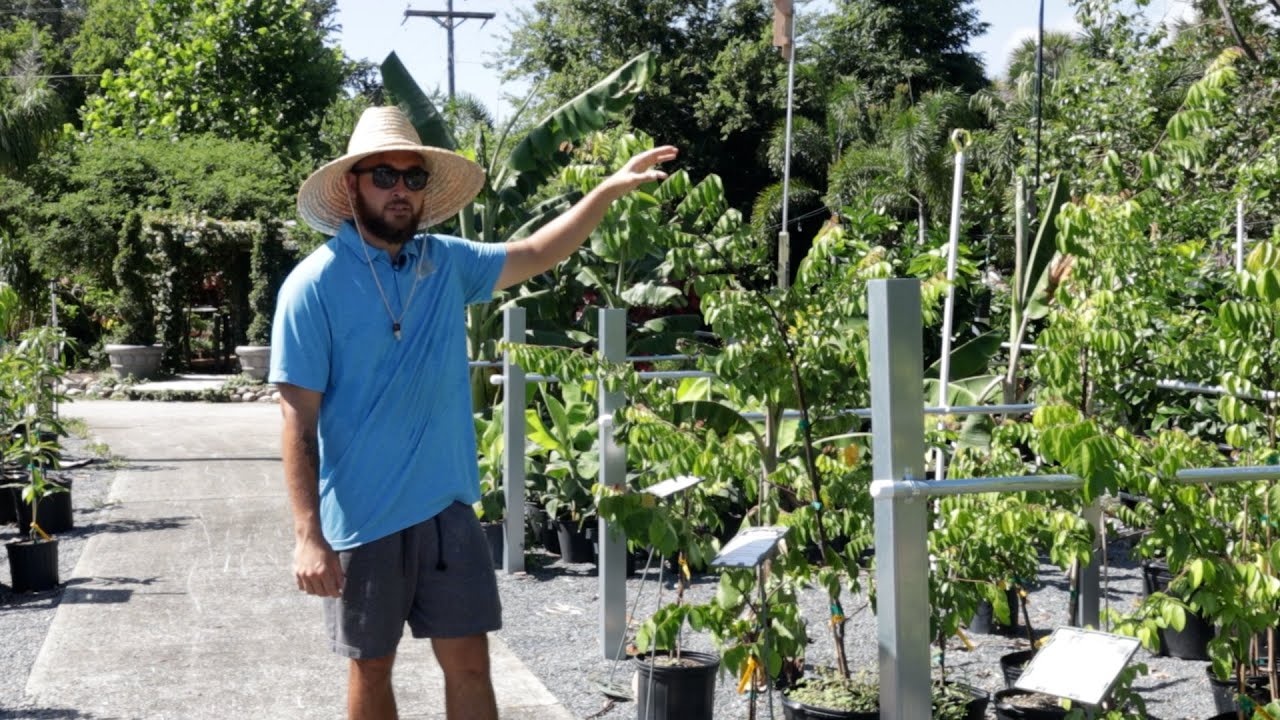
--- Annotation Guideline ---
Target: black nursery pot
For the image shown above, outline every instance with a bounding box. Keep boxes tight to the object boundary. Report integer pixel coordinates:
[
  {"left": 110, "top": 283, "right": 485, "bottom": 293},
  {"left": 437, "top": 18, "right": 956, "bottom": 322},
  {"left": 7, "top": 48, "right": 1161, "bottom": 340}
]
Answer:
[
  {"left": 1206, "top": 666, "right": 1270, "bottom": 714},
  {"left": 0, "top": 484, "right": 19, "bottom": 525},
  {"left": 1142, "top": 562, "right": 1214, "bottom": 660},
  {"left": 555, "top": 519, "right": 595, "bottom": 564},
  {"left": 779, "top": 693, "right": 877, "bottom": 720},
  {"left": 993, "top": 688, "right": 1070, "bottom": 720},
  {"left": 969, "top": 587, "right": 1021, "bottom": 636},
  {"left": 948, "top": 682, "right": 991, "bottom": 720},
  {"left": 1000, "top": 648, "right": 1038, "bottom": 688},
  {"left": 18, "top": 486, "right": 73, "bottom": 537},
  {"left": 481, "top": 521, "right": 503, "bottom": 569},
  {"left": 634, "top": 651, "right": 719, "bottom": 720},
  {"left": 6, "top": 538, "right": 59, "bottom": 593}
]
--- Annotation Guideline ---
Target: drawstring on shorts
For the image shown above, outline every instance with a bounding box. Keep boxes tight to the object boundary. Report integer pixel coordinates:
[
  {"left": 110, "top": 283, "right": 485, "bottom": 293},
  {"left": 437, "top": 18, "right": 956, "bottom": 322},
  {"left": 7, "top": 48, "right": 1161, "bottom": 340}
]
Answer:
[{"left": 434, "top": 515, "right": 448, "bottom": 571}]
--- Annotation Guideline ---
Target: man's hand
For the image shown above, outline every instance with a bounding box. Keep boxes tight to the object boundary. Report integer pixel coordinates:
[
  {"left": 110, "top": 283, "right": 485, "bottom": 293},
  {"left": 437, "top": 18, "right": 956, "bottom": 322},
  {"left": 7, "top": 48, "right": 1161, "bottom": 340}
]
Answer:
[
  {"left": 597, "top": 145, "right": 679, "bottom": 201},
  {"left": 294, "top": 535, "right": 344, "bottom": 597},
  {"left": 495, "top": 143, "right": 680, "bottom": 290}
]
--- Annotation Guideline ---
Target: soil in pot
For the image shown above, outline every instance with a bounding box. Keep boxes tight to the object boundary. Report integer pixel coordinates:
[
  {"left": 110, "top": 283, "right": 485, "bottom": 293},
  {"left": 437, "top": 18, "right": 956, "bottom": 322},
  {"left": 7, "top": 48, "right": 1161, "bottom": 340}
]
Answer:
[
  {"left": 633, "top": 650, "right": 718, "bottom": 720},
  {"left": 781, "top": 671, "right": 879, "bottom": 720},
  {"left": 993, "top": 688, "right": 1070, "bottom": 720},
  {"left": 969, "top": 587, "right": 1021, "bottom": 636},
  {"left": 1206, "top": 666, "right": 1271, "bottom": 714},
  {"left": 6, "top": 537, "right": 59, "bottom": 593},
  {"left": 1000, "top": 648, "right": 1038, "bottom": 688}
]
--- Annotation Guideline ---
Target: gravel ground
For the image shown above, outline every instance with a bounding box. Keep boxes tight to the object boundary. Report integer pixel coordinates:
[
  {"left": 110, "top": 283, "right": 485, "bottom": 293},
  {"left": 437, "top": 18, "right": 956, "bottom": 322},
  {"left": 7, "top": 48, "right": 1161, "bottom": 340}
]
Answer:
[
  {"left": 0, "top": 433, "right": 117, "bottom": 717},
  {"left": 493, "top": 535, "right": 1225, "bottom": 720},
  {"left": 0, "top": 440, "right": 1228, "bottom": 719}
]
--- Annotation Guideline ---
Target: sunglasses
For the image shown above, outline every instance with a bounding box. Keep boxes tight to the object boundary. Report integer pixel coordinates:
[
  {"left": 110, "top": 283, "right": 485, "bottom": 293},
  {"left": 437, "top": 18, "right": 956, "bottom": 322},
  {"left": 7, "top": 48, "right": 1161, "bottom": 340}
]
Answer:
[{"left": 351, "top": 164, "right": 430, "bottom": 191}]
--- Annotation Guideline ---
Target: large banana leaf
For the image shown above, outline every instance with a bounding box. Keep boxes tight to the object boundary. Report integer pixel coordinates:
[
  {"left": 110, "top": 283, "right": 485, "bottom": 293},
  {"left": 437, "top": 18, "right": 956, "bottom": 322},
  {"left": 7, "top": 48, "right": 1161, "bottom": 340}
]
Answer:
[
  {"left": 498, "top": 52, "right": 656, "bottom": 205},
  {"left": 380, "top": 52, "right": 458, "bottom": 151},
  {"left": 925, "top": 331, "right": 1001, "bottom": 380},
  {"left": 1021, "top": 176, "right": 1070, "bottom": 320}
]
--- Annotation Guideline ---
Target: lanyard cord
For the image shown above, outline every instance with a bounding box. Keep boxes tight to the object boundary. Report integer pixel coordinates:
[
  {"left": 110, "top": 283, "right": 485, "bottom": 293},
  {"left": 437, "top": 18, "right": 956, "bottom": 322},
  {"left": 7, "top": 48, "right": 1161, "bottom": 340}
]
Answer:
[{"left": 347, "top": 190, "right": 425, "bottom": 341}]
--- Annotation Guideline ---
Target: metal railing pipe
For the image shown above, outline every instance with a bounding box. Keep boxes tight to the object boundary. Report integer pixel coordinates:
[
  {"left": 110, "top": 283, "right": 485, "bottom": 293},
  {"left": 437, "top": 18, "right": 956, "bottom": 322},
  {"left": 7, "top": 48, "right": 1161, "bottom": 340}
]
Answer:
[{"left": 870, "top": 474, "right": 1083, "bottom": 500}]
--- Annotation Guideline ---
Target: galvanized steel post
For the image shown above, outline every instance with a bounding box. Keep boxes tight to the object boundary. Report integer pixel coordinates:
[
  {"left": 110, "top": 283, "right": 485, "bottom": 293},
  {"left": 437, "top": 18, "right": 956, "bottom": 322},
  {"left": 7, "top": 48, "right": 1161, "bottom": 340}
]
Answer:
[
  {"left": 501, "top": 307, "right": 527, "bottom": 573},
  {"left": 869, "top": 280, "right": 931, "bottom": 720},
  {"left": 598, "top": 308, "right": 628, "bottom": 657},
  {"left": 1079, "top": 498, "right": 1102, "bottom": 628}
]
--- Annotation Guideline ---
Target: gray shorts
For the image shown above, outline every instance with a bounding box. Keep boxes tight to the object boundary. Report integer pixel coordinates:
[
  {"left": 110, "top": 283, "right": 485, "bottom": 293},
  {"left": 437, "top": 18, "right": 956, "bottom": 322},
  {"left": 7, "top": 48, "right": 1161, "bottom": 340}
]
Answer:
[{"left": 324, "top": 501, "right": 502, "bottom": 659}]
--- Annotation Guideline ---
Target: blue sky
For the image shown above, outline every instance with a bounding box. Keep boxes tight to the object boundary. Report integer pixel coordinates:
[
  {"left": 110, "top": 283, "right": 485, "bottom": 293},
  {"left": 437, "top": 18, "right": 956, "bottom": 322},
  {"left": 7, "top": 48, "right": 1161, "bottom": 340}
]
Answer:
[{"left": 332, "top": 0, "right": 1195, "bottom": 122}]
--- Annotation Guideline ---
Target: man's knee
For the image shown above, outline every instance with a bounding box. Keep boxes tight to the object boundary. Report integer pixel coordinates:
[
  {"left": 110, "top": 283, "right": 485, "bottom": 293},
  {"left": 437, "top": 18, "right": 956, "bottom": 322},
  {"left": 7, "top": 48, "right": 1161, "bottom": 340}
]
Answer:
[
  {"left": 351, "top": 653, "right": 396, "bottom": 682},
  {"left": 432, "top": 635, "right": 491, "bottom": 676}
]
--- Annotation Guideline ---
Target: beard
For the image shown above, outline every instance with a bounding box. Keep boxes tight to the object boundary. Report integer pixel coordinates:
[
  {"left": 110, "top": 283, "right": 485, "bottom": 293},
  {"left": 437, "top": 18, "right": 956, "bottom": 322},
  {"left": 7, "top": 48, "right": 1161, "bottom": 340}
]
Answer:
[{"left": 354, "top": 191, "right": 423, "bottom": 246}]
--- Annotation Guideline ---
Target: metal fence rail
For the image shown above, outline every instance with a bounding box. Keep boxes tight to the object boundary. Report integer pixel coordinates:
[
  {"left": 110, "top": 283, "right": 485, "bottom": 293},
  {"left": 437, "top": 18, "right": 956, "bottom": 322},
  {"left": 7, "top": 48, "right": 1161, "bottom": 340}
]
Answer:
[{"left": 867, "top": 278, "right": 1280, "bottom": 719}]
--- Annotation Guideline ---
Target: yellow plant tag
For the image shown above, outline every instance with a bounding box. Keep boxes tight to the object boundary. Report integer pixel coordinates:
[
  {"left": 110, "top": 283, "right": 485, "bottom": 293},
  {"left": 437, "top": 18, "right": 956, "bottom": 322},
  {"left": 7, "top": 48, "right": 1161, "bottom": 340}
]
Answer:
[
  {"left": 737, "top": 656, "right": 759, "bottom": 694},
  {"left": 679, "top": 556, "right": 691, "bottom": 580},
  {"left": 32, "top": 522, "right": 50, "bottom": 541},
  {"left": 955, "top": 627, "right": 975, "bottom": 651},
  {"left": 842, "top": 444, "right": 860, "bottom": 466}
]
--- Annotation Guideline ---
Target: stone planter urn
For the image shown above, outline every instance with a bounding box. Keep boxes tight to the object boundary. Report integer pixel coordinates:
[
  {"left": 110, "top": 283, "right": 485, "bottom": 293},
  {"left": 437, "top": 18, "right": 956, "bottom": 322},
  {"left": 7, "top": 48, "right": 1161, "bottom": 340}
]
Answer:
[
  {"left": 104, "top": 344, "right": 164, "bottom": 380},
  {"left": 235, "top": 345, "right": 271, "bottom": 381}
]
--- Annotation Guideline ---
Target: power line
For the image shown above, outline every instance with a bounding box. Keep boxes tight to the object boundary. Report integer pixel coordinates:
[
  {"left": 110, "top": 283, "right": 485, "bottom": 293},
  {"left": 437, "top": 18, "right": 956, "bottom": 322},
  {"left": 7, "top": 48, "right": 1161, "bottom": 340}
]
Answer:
[{"left": 1, "top": 74, "right": 96, "bottom": 78}]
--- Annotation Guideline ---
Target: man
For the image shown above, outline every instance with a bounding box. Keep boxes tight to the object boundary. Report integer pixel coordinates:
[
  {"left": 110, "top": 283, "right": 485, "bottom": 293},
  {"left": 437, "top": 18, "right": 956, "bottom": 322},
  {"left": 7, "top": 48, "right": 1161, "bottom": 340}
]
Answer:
[{"left": 271, "top": 105, "right": 676, "bottom": 720}]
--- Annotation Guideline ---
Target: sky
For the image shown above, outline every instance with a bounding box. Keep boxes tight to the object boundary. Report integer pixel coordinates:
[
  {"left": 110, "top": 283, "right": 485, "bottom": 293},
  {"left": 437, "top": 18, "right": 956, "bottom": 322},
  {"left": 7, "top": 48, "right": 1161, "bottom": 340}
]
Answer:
[{"left": 331, "top": 0, "right": 1197, "bottom": 123}]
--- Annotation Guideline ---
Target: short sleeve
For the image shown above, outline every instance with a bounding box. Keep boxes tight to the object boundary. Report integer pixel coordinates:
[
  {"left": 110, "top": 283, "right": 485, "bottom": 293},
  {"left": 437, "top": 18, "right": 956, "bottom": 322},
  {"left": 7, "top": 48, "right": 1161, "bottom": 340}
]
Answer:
[
  {"left": 445, "top": 236, "right": 508, "bottom": 305},
  {"left": 269, "top": 264, "right": 332, "bottom": 392}
]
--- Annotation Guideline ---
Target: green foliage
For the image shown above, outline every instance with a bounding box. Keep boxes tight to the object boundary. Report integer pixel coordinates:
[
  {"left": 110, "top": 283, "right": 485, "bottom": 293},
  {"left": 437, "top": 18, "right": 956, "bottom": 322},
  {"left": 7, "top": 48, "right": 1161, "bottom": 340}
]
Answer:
[
  {"left": 245, "top": 216, "right": 291, "bottom": 345},
  {"left": 110, "top": 211, "right": 155, "bottom": 346},
  {"left": 79, "top": 0, "right": 346, "bottom": 162},
  {"left": 0, "top": 326, "right": 70, "bottom": 541}
]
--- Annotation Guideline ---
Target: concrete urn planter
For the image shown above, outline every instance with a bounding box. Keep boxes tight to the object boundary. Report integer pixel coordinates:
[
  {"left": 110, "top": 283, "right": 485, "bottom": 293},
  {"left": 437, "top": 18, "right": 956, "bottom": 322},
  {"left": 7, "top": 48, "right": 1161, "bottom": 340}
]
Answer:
[
  {"left": 235, "top": 345, "right": 271, "bottom": 381},
  {"left": 104, "top": 344, "right": 164, "bottom": 381}
]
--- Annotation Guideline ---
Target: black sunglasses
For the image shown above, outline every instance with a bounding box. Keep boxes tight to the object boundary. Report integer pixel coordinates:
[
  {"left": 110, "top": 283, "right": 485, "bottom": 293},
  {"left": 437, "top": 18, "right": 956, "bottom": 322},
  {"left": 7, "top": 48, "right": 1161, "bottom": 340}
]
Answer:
[{"left": 351, "top": 164, "right": 430, "bottom": 191}]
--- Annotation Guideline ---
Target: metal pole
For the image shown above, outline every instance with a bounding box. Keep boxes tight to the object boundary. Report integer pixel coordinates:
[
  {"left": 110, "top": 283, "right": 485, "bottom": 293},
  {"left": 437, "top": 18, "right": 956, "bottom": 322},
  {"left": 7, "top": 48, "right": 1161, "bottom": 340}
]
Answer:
[
  {"left": 598, "top": 308, "right": 628, "bottom": 657},
  {"left": 1034, "top": 0, "right": 1045, "bottom": 187},
  {"left": 446, "top": 0, "right": 456, "bottom": 99},
  {"left": 935, "top": 131, "right": 969, "bottom": 482},
  {"left": 1079, "top": 497, "right": 1101, "bottom": 629},
  {"left": 777, "top": 2, "right": 798, "bottom": 291},
  {"left": 501, "top": 307, "right": 526, "bottom": 573},
  {"left": 869, "top": 279, "right": 930, "bottom": 720},
  {"left": 1237, "top": 198, "right": 1246, "bottom": 273}
]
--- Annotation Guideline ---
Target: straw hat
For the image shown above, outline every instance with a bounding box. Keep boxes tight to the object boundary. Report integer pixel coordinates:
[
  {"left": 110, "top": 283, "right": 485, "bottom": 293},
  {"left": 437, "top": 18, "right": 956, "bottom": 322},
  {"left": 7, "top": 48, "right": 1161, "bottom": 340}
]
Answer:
[{"left": 297, "top": 106, "right": 485, "bottom": 236}]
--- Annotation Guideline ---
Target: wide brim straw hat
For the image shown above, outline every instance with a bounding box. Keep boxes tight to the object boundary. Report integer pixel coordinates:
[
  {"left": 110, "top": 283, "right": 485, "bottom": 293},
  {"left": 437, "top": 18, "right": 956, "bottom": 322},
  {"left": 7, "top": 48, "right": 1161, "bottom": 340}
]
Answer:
[{"left": 297, "top": 106, "right": 485, "bottom": 236}]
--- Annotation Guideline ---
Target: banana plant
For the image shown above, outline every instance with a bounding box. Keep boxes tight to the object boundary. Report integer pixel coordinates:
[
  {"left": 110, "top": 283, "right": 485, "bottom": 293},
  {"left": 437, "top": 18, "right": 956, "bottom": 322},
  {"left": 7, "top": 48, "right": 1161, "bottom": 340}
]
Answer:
[{"left": 381, "top": 51, "right": 657, "bottom": 407}]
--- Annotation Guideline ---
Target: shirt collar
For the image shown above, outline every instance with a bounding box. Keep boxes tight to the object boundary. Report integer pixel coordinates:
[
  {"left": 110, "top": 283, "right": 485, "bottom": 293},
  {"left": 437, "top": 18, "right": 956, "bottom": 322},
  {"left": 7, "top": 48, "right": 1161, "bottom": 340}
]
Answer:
[{"left": 335, "top": 219, "right": 425, "bottom": 267}]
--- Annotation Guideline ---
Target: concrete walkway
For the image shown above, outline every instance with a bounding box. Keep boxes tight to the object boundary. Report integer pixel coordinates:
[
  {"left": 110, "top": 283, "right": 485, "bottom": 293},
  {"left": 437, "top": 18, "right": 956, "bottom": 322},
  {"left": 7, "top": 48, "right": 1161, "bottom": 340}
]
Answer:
[{"left": 24, "top": 399, "right": 572, "bottom": 720}]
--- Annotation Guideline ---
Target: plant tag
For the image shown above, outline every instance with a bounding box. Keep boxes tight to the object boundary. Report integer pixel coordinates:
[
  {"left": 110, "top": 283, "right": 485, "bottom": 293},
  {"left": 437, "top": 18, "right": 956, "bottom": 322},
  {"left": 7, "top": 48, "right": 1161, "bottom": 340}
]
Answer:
[
  {"left": 644, "top": 475, "right": 704, "bottom": 499},
  {"left": 1014, "top": 627, "right": 1140, "bottom": 706},
  {"left": 711, "top": 526, "right": 788, "bottom": 569}
]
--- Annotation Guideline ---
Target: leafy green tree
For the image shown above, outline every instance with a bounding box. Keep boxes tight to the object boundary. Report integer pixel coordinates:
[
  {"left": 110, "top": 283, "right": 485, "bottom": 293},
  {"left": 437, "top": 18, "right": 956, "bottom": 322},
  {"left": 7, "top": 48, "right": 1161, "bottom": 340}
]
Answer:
[
  {"left": 70, "top": 0, "right": 146, "bottom": 79},
  {"left": 26, "top": 133, "right": 289, "bottom": 294},
  {"left": 809, "top": 0, "right": 988, "bottom": 101},
  {"left": 80, "top": 0, "right": 346, "bottom": 162},
  {"left": 499, "top": 0, "right": 793, "bottom": 211}
]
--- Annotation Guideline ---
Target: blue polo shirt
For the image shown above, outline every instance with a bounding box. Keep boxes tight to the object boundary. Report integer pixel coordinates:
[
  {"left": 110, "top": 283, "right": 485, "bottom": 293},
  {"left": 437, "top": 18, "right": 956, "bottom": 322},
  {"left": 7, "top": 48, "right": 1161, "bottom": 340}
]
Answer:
[{"left": 269, "top": 220, "right": 507, "bottom": 550}]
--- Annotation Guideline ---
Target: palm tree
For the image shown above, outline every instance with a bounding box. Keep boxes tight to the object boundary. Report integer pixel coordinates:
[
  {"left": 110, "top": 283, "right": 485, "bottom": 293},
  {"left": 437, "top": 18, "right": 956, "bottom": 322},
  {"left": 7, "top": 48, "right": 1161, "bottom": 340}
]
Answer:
[
  {"left": 969, "top": 31, "right": 1079, "bottom": 184},
  {"left": 823, "top": 88, "right": 970, "bottom": 245},
  {"left": 0, "top": 39, "right": 63, "bottom": 176}
]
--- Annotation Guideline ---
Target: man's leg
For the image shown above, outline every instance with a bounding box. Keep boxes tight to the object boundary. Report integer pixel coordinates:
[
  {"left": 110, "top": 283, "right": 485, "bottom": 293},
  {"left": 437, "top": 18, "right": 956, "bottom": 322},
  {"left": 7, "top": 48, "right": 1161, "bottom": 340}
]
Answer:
[
  {"left": 349, "top": 653, "right": 397, "bottom": 720},
  {"left": 432, "top": 635, "right": 497, "bottom": 720}
]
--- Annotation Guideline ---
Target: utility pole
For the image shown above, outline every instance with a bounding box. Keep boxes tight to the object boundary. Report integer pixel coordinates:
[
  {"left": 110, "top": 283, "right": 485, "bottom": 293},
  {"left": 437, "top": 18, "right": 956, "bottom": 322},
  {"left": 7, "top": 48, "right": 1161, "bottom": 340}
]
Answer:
[{"left": 403, "top": 2, "right": 495, "bottom": 100}]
